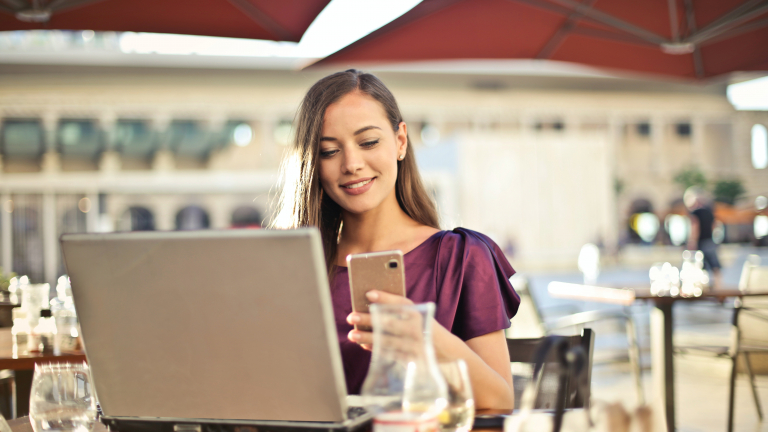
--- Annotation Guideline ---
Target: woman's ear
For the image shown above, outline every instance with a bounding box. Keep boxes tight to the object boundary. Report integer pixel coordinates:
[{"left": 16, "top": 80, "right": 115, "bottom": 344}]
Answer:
[{"left": 396, "top": 122, "right": 408, "bottom": 155}]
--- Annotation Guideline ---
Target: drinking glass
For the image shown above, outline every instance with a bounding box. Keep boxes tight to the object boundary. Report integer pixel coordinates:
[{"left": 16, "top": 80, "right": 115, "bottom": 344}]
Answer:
[
  {"left": 29, "top": 363, "right": 97, "bottom": 432},
  {"left": 437, "top": 360, "right": 474, "bottom": 432}
]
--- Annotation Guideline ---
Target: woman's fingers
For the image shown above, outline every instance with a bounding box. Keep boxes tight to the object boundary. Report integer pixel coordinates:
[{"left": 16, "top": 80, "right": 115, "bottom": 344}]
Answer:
[
  {"left": 346, "top": 312, "right": 372, "bottom": 328},
  {"left": 348, "top": 329, "right": 373, "bottom": 346},
  {"left": 366, "top": 290, "right": 413, "bottom": 305}
]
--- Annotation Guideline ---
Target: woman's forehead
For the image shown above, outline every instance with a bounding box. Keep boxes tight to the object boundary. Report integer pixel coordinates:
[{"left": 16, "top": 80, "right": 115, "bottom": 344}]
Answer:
[{"left": 323, "top": 91, "right": 389, "bottom": 131}]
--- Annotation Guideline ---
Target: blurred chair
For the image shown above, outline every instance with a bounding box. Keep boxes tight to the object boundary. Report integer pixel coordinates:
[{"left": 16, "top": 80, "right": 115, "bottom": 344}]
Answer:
[
  {"left": 727, "top": 256, "right": 768, "bottom": 432},
  {"left": 676, "top": 255, "right": 768, "bottom": 432},
  {"left": 508, "top": 275, "right": 644, "bottom": 405},
  {"left": 506, "top": 328, "right": 594, "bottom": 410}
]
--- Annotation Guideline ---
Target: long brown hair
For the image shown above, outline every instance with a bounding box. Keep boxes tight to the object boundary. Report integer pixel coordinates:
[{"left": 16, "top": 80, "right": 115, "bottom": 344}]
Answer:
[{"left": 271, "top": 69, "right": 439, "bottom": 275}]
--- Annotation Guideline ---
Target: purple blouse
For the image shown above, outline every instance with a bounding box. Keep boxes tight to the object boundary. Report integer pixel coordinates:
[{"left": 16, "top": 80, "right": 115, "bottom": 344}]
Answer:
[{"left": 330, "top": 228, "right": 520, "bottom": 394}]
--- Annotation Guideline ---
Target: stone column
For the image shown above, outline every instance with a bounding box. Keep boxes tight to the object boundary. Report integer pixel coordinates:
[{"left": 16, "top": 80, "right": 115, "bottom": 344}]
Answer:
[
  {"left": 651, "top": 115, "right": 665, "bottom": 176},
  {"left": 691, "top": 116, "right": 705, "bottom": 169},
  {"left": 1, "top": 192, "right": 12, "bottom": 275},
  {"left": 42, "top": 191, "right": 57, "bottom": 286},
  {"left": 86, "top": 191, "right": 99, "bottom": 232},
  {"left": 151, "top": 114, "right": 174, "bottom": 171},
  {"left": 98, "top": 112, "right": 121, "bottom": 173},
  {"left": 259, "top": 116, "right": 277, "bottom": 169},
  {"left": 41, "top": 112, "right": 61, "bottom": 174},
  {"left": 605, "top": 115, "right": 623, "bottom": 253}
]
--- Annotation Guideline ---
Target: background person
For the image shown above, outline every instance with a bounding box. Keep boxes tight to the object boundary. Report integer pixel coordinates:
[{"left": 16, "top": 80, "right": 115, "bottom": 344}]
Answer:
[
  {"left": 271, "top": 69, "right": 519, "bottom": 409},
  {"left": 684, "top": 186, "right": 722, "bottom": 289}
]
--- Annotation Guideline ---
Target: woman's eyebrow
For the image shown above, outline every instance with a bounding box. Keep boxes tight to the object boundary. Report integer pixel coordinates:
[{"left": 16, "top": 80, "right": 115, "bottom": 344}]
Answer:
[
  {"left": 354, "top": 125, "right": 381, "bottom": 135},
  {"left": 320, "top": 125, "right": 382, "bottom": 142}
]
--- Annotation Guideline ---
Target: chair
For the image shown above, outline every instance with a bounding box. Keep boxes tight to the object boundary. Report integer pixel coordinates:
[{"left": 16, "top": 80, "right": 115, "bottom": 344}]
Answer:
[
  {"left": 726, "top": 255, "right": 768, "bottom": 432},
  {"left": 508, "top": 275, "right": 644, "bottom": 405},
  {"left": 507, "top": 328, "right": 594, "bottom": 410}
]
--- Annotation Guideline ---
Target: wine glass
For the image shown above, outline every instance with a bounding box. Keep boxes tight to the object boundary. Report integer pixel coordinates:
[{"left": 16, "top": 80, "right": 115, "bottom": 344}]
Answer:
[
  {"left": 437, "top": 360, "right": 474, "bottom": 432},
  {"left": 29, "top": 363, "right": 97, "bottom": 432}
]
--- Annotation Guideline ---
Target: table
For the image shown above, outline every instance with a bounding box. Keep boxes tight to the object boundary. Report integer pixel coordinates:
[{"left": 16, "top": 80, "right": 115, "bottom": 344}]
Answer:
[
  {"left": 548, "top": 282, "right": 768, "bottom": 432},
  {"left": 7, "top": 412, "right": 515, "bottom": 432},
  {"left": 0, "top": 328, "right": 86, "bottom": 418}
]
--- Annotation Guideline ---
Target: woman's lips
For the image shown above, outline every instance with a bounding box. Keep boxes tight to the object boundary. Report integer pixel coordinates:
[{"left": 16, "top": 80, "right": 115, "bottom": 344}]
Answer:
[{"left": 341, "top": 178, "right": 375, "bottom": 195}]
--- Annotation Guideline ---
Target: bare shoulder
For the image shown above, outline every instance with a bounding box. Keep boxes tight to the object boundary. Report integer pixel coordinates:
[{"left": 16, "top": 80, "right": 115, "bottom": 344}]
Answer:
[{"left": 401, "top": 225, "right": 441, "bottom": 254}]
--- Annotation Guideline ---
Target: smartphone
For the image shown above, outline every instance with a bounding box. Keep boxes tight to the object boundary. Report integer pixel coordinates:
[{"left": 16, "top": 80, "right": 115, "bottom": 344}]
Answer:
[{"left": 347, "top": 250, "right": 406, "bottom": 331}]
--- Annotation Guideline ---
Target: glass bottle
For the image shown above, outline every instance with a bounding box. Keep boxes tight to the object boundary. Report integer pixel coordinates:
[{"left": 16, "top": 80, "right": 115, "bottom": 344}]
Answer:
[
  {"left": 12, "top": 308, "right": 30, "bottom": 356},
  {"left": 361, "top": 302, "right": 448, "bottom": 418},
  {"left": 51, "top": 276, "right": 80, "bottom": 355}
]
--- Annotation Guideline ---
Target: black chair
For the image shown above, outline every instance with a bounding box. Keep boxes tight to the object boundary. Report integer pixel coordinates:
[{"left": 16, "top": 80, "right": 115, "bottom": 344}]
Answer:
[{"left": 507, "top": 328, "right": 594, "bottom": 410}]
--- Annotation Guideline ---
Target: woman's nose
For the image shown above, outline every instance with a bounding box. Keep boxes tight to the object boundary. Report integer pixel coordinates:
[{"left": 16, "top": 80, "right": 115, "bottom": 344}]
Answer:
[{"left": 341, "top": 149, "right": 364, "bottom": 174}]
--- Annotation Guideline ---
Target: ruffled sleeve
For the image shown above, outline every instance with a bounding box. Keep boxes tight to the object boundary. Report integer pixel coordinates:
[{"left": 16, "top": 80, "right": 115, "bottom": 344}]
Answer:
[{"left": 433, "top": 228, "right": 520, "bottom": 341}]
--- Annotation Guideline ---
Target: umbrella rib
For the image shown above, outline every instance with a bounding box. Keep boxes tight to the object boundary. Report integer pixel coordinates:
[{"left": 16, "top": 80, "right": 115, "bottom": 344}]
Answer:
[
  {"left": 225, "top": 0, "right": 295, "bottom": 41},
  {"left": 569, "top": 26, "right": 656, "bottom": 47},
  {"left": 46, "top": 0, "right": 107, "bottom": 12},
  {"left": 667, "top": 0, "right": 679, "bottom": 41},
  {"left": 536, "top": 0, "right": 597, "bottom": 59},
  {"left": 700, "top": 17, "right": 768, "bottom": 46},
  {"left": 0, "top": 0, "right": 27, "bottom": 10},
  {"left": 685, "top": 1, "right": 768, "bottom": 45},
  {"left": 682, "top": 0, "right": 704, "bottom": 78},
  {"left": 543, "top": 0, "right": 668, "bottom": 45}
]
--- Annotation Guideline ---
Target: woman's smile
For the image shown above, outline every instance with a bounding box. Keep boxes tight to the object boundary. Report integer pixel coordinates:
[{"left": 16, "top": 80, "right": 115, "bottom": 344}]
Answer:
[{"left": 341, "top": 177, "right": 376, "bottom": 195}]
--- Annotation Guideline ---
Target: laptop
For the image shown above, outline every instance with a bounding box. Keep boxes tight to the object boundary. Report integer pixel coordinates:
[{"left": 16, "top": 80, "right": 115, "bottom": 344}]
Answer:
[{"left": 60, "top": 228, "right": 372, "bottom": 432}]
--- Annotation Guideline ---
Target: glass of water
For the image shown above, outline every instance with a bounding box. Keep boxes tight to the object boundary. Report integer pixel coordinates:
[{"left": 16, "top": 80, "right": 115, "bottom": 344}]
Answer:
[
  {"left": 437, "top": 360, "right": 474, "bottom": 432},
  {"left": 29, "top": 363, "right": 97, "bottom": 432}
]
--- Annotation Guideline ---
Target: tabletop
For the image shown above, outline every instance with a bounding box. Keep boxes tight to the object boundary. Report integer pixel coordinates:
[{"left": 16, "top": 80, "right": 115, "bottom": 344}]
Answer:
[{"left": 548, "top": 281, "right": 768, "bottom": 305}]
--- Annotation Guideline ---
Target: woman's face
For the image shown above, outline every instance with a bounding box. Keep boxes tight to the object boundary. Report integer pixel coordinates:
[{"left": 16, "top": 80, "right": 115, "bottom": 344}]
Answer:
[{"left": 318, "top": 91, "right": 407, "bottom": 216}]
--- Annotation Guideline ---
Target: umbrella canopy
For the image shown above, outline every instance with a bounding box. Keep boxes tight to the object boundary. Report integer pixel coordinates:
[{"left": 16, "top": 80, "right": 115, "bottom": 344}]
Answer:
[
  {"left": 314, "top": 0, "right": 768, "bottom": 79},
  {"left": 0, "top": 0, "right": 330, "bottom": 42}
]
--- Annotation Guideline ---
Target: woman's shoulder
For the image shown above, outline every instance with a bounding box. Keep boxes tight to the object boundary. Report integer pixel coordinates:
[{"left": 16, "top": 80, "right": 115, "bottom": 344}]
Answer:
[
  {"left": 430, "top": 228, "right": 514, "bottom": 275},
  {"left": 436, "top": 228, "right": 505, "bottom": 256}
]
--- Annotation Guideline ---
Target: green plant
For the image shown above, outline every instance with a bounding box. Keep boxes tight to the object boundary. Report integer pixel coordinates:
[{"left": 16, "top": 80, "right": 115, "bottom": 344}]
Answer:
[
  {"left": 673, "top": 167, "right": 707, "bottom": 190},
  {"left": 713, "top": 179, "right": 746, "bottom": 205},
  {"left": 0, "top": 267, "right": 16, "bottom": 292}
]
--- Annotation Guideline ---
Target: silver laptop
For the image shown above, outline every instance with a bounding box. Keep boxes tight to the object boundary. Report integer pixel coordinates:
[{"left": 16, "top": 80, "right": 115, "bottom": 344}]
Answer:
[{"left": 61, "top": 228, "right": 371, "bottom": 432}]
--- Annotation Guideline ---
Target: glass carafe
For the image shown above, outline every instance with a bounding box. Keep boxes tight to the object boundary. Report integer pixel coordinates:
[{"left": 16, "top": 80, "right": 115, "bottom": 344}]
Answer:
[{"left": 361, "top": 302, "right": 448, "bottom": 418}]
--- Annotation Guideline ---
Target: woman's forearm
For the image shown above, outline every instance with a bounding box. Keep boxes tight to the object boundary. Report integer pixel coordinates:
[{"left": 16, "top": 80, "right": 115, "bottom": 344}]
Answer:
[{"left": 433, "top": 326, "right": 514, "bottom": 410}]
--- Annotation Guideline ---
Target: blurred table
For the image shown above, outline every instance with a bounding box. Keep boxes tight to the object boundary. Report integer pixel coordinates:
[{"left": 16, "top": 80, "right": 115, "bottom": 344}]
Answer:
[
  {"left": 548, "top": 283, "right": 768, "bottom": 432},
  {"left": 0, "top": 328, "right": 86, "bottom": 418}
]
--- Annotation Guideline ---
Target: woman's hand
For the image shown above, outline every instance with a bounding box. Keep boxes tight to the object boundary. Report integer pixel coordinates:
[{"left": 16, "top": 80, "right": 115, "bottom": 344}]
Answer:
[
  {"left": 346, "top": 290, "right": 514, "bottom": 409},
  {"left": 346, "top": 290, "right": 413, "bottom": 350}
]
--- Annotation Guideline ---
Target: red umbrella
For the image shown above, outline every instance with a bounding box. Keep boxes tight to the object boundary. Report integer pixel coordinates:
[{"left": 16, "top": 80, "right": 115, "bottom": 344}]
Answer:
[
  {"left": 0, "top": 0, "right": 330, "bottom": 42},
  {"left": 313, "top": 0, "right": 768, "bottom": 79}
]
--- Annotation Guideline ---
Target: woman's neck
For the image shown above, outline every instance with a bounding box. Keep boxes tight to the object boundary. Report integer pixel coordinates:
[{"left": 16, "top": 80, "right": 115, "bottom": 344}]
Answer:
[{"left": 338, "top": 193, "right": 423, "bottom": 258}]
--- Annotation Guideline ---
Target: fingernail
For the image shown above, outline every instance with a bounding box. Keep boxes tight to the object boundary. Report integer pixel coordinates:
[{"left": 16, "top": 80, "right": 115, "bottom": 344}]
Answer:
[
  {"left": 348, "top": 314, "right": 360, "bottom": 324},
  {"left": 349, "top": 331, "right": 361, "bottom": 342},
  {"left": 366, "top": 291, "right": 379, "bottom": 301}
]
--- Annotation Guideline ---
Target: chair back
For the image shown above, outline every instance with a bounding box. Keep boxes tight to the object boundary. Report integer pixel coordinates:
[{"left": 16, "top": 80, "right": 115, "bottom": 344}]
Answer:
[
  {"left": 507, "top": 328, "right": 594, "bottom": 410},
  {"left": 736, "top": 255, "right": 768, "bottom": 345},
  {"left": 506, "top": 274, "right": 546, "bottom": 338}
]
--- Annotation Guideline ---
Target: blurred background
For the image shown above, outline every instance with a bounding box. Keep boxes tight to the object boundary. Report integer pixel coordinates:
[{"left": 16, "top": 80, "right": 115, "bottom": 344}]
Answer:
[{"left": 1, "top": 0, "right": 768, "bottom": 429}]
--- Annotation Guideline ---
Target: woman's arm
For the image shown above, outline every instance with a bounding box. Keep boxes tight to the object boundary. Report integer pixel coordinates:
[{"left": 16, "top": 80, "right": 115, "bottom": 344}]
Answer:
[{"left": 347, "top": 290, "right": 514, "bottom": 410}]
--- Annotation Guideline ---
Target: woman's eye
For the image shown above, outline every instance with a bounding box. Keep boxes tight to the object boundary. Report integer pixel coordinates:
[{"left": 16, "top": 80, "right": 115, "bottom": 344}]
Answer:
[
  {"left": 360, "top": 139, "right": 379, "bottom": 148},
  {"left": 320, "top": 149, "right": 338, "bottom": 158}
]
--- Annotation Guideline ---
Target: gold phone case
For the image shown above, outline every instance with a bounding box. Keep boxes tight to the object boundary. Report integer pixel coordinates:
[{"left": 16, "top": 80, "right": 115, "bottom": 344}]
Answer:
[{"left": 347, "top": 250, "right": 406, "bottom": 332}]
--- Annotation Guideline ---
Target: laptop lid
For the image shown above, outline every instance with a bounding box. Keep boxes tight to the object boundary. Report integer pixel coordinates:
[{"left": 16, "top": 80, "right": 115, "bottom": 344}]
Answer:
[{"left": 61, "top": 228, "right": 348, "bottom": 423}]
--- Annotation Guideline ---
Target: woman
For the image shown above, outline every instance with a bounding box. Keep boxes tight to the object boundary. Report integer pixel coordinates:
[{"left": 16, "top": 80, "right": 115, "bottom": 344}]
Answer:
[{"left": 272, "top": 70, "right": 519, "bottom": 409}]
